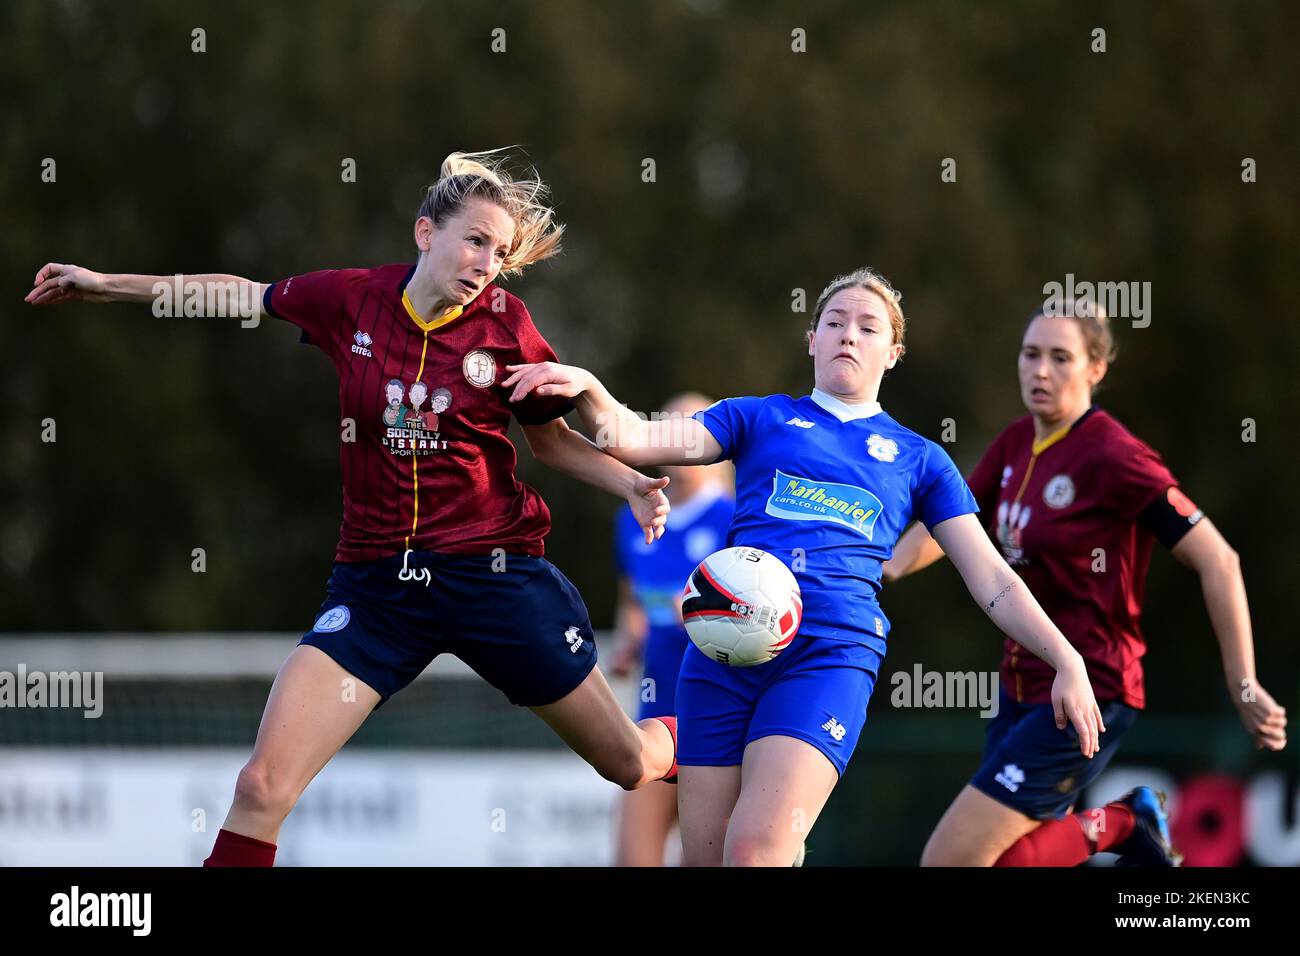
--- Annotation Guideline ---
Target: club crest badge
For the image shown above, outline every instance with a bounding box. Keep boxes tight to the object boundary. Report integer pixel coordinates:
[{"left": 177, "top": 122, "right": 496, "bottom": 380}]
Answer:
[
  {"left": 1043, "top": 474, "right": 1076, "bottom": 509},
  {"left": 463, "top": 350, "right": 496, "bottom": 388},
  {"left": 866, "top": 434, "right": 899, "bottom": 463}
]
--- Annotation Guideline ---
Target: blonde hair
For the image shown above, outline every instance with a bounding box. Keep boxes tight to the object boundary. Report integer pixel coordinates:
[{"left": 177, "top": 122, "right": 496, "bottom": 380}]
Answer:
[
  {"left": 417, "top": 148, "right": 564, "bottom": 278},
  {"left": 810, "top": 267, "right": 906, "bottom": 359}
]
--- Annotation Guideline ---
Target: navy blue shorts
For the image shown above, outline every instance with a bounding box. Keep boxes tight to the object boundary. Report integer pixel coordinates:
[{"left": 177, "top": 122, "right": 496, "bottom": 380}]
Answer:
[
  {"left": 676, "top": 635, "right": 881, "bottom": 777},
  {"left": 637, "top": 627, "right": 690, "bottom": 721},
  {"left": 969, "top": 687, "right": 1139, "bottom": 820},
  {"left": 300, "top": 552, "right": 597, "bottom": 707}
]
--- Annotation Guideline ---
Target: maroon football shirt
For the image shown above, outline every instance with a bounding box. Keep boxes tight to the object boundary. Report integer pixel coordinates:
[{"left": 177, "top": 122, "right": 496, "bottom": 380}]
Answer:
[
  {"left": 967, "top": 408, "right": 1193, "bottom": 709},
  {"left": 263, "top": 264, "right": 572, "bottom": 562}
]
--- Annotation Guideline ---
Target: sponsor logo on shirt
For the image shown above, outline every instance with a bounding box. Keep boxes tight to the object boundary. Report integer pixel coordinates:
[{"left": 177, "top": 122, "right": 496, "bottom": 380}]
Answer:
[
  {"left": 352, "top": 330, "right": 374, "bottom": 358},
  {"left": 381, "top": 379, "right": 451, "bottom": 456},
  {"left": 785, "top": 417, "right": 816, "bottom": 429},
  {"left": 765, "top": 469, "right": 885, "bottom": 540},
  {"left": 866, "top": 434, "right": 899, "bottom": 462},
  {"left": 1043, "top": 474, "right": 1075, "bottom": 509},
  {"left": 996, "top": 500, "right": 1032, "bottom": 565}
]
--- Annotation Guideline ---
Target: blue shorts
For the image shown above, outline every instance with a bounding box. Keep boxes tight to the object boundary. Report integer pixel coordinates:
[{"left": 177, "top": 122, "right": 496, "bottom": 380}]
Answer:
[
  {"left": 676, "top": 636, "right": 881, "bottom": 777},
  {"left": 970, "top": 687, "right": 1139, "bottom": 820},
  {"left": 637, "top": 627, "right": 690, "bottom": 720},
  {"left": 300, "top": 552, "right": 597, "bottom": 707}
]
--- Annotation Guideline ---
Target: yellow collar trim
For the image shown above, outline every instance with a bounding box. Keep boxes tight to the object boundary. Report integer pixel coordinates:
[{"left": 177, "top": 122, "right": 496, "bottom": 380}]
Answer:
[
  {"left": 402, "top": 289, "right": 463, "bottom": 332},
  {"left": 1031, "top": 421, "right": 1074, "bottom": 456}
]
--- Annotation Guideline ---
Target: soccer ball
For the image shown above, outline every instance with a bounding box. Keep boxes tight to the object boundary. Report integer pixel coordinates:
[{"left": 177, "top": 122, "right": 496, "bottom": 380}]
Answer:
[{"left": 682, "top": 547, "right": 803, "bottom": 666}]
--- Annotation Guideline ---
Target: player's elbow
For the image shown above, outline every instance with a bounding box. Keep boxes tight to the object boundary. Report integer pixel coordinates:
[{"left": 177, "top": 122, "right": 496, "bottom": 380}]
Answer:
[
  {"left": 521, "top": 422, "right": 565, "bottom": 465},
  {"left": 1209, "top": 541, "right": 1241, "bottom": 578}
]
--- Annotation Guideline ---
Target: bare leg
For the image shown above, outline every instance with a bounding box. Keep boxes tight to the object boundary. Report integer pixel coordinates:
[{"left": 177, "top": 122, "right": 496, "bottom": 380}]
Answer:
[
  {"left": 921, "top": 785, "right": 1041, "bottom": 866},
  {"left": 531, "top": 666, "right": 675, "bottom": 789},
  {"left": 615, "top": 780, "right": 680, "bottom": 866},
  {"left": 221, "top": 645, "right": 380, "bottom": 842},
  {"left": 679, "top": 764, "right": 743, "bottom": 866},
  {"left": 723, "top": 735, "right": 839, "bottom": 867}
]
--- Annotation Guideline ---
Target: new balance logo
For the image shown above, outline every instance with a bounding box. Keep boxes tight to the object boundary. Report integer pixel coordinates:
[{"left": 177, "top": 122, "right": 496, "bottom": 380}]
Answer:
[
  {"left": 821, "top": 717, "right": 847, "bottom": 741},
  {"left": 995, "top": 763, "right": 1025, "bottom": 792},
  {"left": 786, "top": 417, "right": 816, "bottom": 429},
  {"left": 564, "top": 626, "right": 584, "bottom": 654}
]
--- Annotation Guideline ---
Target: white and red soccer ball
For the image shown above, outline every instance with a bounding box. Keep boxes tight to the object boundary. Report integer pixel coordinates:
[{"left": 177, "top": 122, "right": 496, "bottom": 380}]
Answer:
[{"left": 682, "top": 547, "right": 802, "bottom": 666}]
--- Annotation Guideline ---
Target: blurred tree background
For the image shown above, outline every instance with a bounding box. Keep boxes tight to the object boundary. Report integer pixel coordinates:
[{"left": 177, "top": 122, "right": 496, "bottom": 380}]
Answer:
[{"left": 3, "top": 0, "right": 1297, "bottom": 729}]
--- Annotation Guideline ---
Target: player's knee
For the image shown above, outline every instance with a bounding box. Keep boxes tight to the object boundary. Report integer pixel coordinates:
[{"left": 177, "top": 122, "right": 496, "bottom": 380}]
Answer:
[
  {"left": 723, "top": 831, "right": 785, "bottom": 867},
  {"left": 234, "top": 761, "right": 298, "bottom": 818},
  {"left": 591, "top": 741, "right": 644, "bottom": 791}
]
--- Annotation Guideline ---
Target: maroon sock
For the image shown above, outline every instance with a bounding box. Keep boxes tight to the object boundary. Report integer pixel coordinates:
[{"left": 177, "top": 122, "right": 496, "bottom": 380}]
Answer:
[
  {"left": 995, "top": 817, "right": 1092, "bottom": 867},
  {"left": 994, "top": 802, "right": 1137, "bottom": 866},
  {"left": 1083, "top": 801, "right": 1136, "bottom": 853},
  {"left": 203, "top": 828, "right": 277, "bottom": 867}
]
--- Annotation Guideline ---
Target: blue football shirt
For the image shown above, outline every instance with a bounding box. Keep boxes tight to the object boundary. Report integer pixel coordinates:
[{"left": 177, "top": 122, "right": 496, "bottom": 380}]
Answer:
[
  {"left": 694, "top": 389, "right": 977, "bottom": 656},
  {"left": 614, "top": 483, "right": 735, "bottom": 637}
]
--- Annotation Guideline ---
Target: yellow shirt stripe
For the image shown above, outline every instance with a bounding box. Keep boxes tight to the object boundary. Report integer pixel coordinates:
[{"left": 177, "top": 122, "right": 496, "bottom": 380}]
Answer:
[
  {"left": 402, "top": 289, "right": 463, "bottom": 332},
  {"left": 405, "top": 332, "right": 432, "bottom": 551}
]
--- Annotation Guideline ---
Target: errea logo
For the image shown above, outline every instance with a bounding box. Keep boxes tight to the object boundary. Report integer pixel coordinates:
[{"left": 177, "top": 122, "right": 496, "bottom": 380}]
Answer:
[
  {"left": 352, "top": 330, "right": 374, "bottom": 358},
  {"left": 564, "top": 626, "right": 584, "bottom": 654},
  {"left": 995, "top": 763, "right": 1025, "bottom": 792}
]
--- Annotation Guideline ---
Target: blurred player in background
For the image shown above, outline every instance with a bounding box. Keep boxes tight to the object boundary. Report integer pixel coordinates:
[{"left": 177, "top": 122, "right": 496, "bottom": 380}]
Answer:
[
  {"left": 504, "top": 267, "right": 1106, "bottom": 866},
  {"left": 609, "top": 393, "right": 734, "bottom": 866},
  {"left": 885, "top": 299, "right": 1287, "bottom": 867},
  {"left": 25, "top": 149, "right": 679, "bottom": 867}
]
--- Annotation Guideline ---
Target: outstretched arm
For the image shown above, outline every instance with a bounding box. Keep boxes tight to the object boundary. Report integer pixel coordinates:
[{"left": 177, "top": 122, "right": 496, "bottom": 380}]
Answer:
[
  {"left": 504, "top": 362, "right": 722, "bottom": 468},
  {"left": 1170, "top": 517, "right": 1287, "bottom": 750},
  {"left": 930, "top": 512, "right": 1104, "bottom": 757},
  {"left": 26, "top": 262, "right": 264, "bottom": 317},
  {"left": 521, "top": 417, "right": 670, "bottom": 544}
]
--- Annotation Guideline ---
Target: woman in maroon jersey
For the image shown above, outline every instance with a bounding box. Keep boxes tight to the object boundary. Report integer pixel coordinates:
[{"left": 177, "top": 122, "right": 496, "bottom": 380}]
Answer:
[
  {"left": 885, "top": 299, "right": 1287, "bottom": 867},
  {"left": 25, "top": 149, "right": 680, "bottom": 867}
]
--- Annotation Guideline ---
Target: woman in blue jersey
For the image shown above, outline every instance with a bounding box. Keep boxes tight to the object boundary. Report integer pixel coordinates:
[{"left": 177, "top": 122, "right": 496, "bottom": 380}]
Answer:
[
  {"left": 610, "top": 392, "right": 735, "bottom": 866},
  {"left": 504, "top": 267, "right": 1105, "bottom": 866}
]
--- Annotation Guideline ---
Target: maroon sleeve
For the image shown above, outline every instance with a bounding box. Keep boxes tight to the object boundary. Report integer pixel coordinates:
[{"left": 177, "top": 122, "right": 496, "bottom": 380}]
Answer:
[
  {"left": 965, "top": 428, "right": 1006, "bottom": 519},
  {"left": 262, "top": 270, "right": 358, "bottom": 356},
  {"left": 1100, "top": 429, "right": 1179, "bottom": 521},
  {"left": 508, "top": 301, "right": 574, "bottom": 426}
]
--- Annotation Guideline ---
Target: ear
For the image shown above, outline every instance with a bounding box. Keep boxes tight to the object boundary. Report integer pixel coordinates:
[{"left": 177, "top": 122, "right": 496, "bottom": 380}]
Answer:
[
  {"left": 413, "top": 215, "right": 434, "bottom": 252},
  {"left": 807, "top": 329, "right": 815, "bottom": 357},
  {"left": 1088, "top": 358, "right": 1108, "bottom": 388},
  {"left": 885, "top": 343, "right": 903, "bottom": 369}
]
